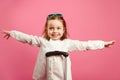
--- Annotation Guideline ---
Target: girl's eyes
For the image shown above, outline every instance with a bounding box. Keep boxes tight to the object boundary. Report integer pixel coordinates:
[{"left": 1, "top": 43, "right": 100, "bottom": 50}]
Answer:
[
  {"left": 57, "top": 27, "right": 61, "bottom": 29},
  {"left": 49, "top": 27, "right": 62, "bottom": 30}
]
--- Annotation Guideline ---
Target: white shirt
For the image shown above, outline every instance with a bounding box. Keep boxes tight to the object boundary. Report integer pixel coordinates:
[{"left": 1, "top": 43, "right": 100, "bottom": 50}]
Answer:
[{"left": 10, "top": 30, "right": 105, "bottom": 80}]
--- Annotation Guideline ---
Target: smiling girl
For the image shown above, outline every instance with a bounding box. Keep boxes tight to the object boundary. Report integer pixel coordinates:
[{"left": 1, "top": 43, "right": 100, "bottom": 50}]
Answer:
[{"left": 2, "top": 14, "right": 115, "bottom": 80}]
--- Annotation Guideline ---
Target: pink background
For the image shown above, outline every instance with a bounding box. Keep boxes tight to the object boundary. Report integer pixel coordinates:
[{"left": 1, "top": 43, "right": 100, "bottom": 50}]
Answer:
[{"left": 0, "top": 0, "right": 120, "bottom": 80}]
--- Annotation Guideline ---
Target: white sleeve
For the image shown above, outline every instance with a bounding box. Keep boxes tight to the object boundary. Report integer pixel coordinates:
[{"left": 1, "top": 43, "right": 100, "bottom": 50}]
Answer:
[
  {"left": 68, "top": 39, "right": 105, "bottom": 51},
  {"left": 10, "top": 30, "right": 41, "bottom": 47}
]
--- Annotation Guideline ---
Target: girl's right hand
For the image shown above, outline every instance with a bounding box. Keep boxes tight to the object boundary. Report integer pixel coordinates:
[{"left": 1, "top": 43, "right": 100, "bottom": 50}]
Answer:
[{"left": 1, "top": 30, "right": 11, "bottom": 39}]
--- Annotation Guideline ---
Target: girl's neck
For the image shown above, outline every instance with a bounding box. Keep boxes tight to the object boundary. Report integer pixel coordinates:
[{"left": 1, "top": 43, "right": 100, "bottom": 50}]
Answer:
[{"left": 50, "top": 38, "right": 61, "bottom": 41}]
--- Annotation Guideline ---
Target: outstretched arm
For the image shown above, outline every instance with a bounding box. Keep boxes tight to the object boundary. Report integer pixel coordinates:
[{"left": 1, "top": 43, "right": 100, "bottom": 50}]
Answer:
[
  {"left": 68, "top": 39, "right": 115, "bottom": 51},
  {"left": 1, "top": 30, "right": 41, "bottom": 47}
]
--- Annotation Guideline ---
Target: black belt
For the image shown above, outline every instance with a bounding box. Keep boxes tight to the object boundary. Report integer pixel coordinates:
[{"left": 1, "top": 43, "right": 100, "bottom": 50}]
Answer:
[{"left": 46, "top": 51, "right": 68, "bottom": 57}]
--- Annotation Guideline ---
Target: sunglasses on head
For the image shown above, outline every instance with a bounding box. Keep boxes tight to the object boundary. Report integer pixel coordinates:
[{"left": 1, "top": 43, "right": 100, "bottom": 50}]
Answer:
[{"left": 47, "top": 14, "right": 63, "bottom": 18}]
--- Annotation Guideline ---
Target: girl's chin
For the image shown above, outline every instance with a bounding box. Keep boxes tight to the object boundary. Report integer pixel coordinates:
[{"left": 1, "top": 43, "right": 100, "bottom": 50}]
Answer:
[
  {"left": 51, "top": 38, "right": 60, "bottom": 40},
  {"left": 51, "top": 37, "right": 61, "bottom": 40}
]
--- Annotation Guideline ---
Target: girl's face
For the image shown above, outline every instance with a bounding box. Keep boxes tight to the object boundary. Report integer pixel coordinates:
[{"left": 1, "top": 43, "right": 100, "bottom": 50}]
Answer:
[{"left": 47, "top": 20, "right": 65, "bottom": 40}]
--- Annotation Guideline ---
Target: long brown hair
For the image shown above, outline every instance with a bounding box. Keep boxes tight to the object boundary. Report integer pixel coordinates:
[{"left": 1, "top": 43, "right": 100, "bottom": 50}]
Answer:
[{"left": 43, "top": 14, "right": 67, "bottom": 40}]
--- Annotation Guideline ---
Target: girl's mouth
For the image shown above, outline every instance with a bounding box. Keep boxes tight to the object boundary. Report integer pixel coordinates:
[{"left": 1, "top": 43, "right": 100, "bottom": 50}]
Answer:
[{"left": 51, "top": 33, "right": 60, "bottom": 37}]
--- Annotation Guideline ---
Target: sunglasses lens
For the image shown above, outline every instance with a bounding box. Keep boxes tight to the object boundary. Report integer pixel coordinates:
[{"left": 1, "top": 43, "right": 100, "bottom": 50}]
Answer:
[{"left": 48, "top": 14, "right": 62, "bottom": 18}]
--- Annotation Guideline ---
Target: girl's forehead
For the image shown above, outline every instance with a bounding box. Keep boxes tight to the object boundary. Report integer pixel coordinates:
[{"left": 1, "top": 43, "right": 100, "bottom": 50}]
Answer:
[{"left": 48, "top": 20, "right": 63, "bottom": 26}]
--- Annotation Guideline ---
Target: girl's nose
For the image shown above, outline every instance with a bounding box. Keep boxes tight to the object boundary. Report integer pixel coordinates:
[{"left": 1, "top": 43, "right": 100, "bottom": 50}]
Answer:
[{"left": 53, "top": 28, "right": 58, "bottom": 32}]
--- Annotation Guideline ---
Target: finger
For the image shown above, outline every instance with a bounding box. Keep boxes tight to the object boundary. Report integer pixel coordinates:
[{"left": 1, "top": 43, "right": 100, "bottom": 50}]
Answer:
[
  {"left": 3, "top": 34, "right": 8, "bottom": 38},
  {"left": 108, "top": 41, "right": 114, "bottom": 45},
  {"left": 6, "top": 36, "right": 10, "bottom": 39},
  {"left": 3, "top": 34, "right": 10, "bottom": 39},
  {"left": 110, "top": 41, "right": 115, "bottom": 45},
  {"left": 107, "top": 41, "right": 115, "bottom": 47}
]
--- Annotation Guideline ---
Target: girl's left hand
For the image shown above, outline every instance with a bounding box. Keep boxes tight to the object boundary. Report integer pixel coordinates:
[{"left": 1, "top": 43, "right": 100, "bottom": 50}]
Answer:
[{"left": 105, "top": 41, "right": 115, "bottom": 48}]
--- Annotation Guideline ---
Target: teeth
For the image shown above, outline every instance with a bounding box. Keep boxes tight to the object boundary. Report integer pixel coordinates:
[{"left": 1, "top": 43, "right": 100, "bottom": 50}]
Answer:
[{"left": 52, "top": 33, "right": 59, "bottom": 37}]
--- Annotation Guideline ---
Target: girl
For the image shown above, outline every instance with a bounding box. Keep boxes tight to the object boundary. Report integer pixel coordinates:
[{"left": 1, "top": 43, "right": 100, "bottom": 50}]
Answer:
[{"left": 2, "top": 14, "right": 115, "bottom": 80}]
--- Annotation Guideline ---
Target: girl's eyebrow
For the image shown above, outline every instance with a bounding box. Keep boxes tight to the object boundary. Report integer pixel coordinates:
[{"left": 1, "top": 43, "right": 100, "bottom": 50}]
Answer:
[{"left": 49, "top": 26, "right": 54, "bottom": 28}]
